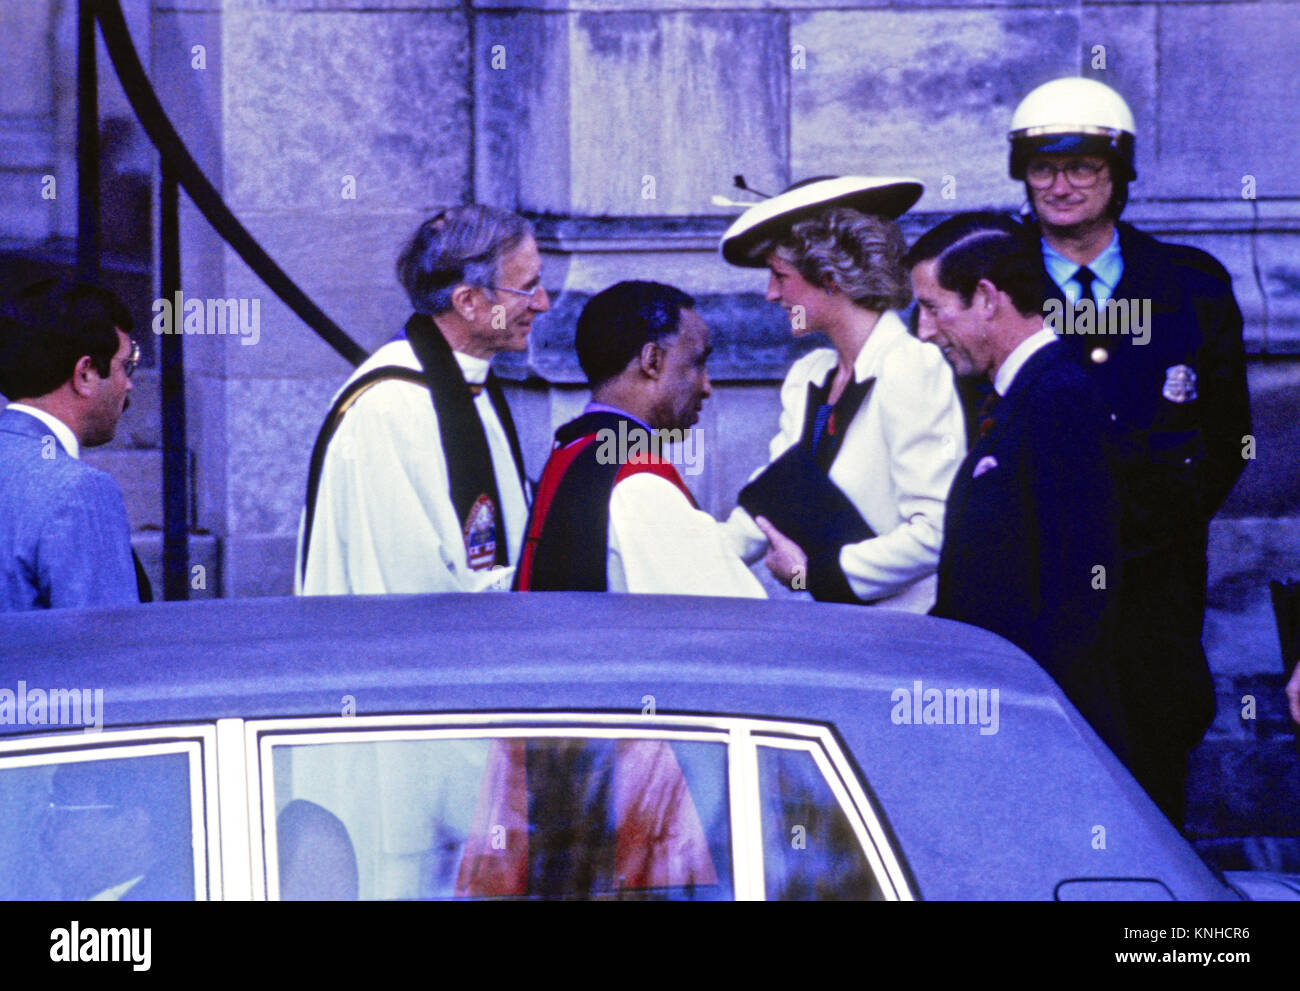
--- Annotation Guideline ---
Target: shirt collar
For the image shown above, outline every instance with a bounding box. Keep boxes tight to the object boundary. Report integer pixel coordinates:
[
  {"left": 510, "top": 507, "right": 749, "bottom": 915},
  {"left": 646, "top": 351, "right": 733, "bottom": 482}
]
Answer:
[
  {"left": 1042, "top": 229, "right": 1123, "bottom": 304},
  {"left": 6, "top": 403, "right": 80, "bottom": 458},
  {"left": 583, "top": 402, "right": 653, "bottom": 434},
  {"left": 993, "top": 327, "right": 1058, "bottom": 397},
  {"left": 88, "top": 875, "right": 144, "bottom": 901}
]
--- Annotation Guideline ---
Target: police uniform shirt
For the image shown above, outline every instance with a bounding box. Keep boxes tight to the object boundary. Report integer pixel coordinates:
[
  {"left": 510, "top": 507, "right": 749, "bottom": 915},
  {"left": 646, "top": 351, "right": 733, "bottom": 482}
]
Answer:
[{"left": 1042, "top": 231, "right": 1122, "bottom": 305}]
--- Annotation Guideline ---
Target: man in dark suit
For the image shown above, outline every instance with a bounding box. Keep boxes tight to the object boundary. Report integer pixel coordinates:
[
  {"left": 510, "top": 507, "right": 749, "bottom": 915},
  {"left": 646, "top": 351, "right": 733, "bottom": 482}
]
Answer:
[
  {"left": 0, "top": 280, "right": 143, "bottom": 611},
  {"left": 907, "top": 213, "right": 1131, "bottom": 763},
  {"left": 1009, "top": 77, "right": 1251, "bottom": 825}
]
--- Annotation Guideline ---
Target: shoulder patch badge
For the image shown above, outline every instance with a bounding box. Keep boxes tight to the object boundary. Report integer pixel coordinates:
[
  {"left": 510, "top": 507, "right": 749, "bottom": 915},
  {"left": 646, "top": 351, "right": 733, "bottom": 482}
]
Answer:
[
  {"left": 463, "top": 493, "right": 498, "bottom": 571},
  {"left": 1162, "top": 364, "right": 1198, "bottom": 403}
]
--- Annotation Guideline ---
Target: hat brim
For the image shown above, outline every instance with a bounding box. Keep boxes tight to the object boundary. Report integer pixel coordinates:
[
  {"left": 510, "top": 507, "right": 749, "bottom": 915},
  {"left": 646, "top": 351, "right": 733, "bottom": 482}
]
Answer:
[
  {"left": 1008, "top": 130, "right": 1137, "bottom": 181},
  {"left": 720, "top": 176, "right": 924, "bottom": 268}
]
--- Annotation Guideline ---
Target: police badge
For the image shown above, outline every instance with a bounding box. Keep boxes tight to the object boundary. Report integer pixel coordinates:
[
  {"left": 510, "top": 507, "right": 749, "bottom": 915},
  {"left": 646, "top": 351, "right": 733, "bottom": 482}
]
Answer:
[
  {"left": 463, "top": 494, "right": 498, "bottom": 571},
  {"left": 1162, "top": 364, "right": 1198, "bottom": 403}
]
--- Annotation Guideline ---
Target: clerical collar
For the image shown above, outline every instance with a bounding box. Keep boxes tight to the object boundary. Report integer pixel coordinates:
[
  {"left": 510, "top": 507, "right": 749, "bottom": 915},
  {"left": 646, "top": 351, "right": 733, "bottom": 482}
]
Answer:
[
  {"left": 6, "top": 403, "right": 80, "bottom": 458},
  {"left": 1042, "top": 229, "right": 1122, "bottom": 305},
  {"left": 994, "top": 327, "right": 1058, "bottom": 397},
  {"left": 454, "top": 351, "right": 490, "bottom": 387},
  {"left": 390, "top": 318, "right": 491, "bottom": 386},
  {"left": 583, "top": 402, "right": 652, "bottom": 434}
]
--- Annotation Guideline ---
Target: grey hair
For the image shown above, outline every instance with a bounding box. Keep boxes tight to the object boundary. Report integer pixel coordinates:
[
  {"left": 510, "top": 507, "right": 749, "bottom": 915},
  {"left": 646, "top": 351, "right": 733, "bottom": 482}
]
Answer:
[
  {"left": 396, "top": 205, "right": 534, "bottom": 315},
  {"left": 753, "top": 208, "right": 912, "bottom": 313}
]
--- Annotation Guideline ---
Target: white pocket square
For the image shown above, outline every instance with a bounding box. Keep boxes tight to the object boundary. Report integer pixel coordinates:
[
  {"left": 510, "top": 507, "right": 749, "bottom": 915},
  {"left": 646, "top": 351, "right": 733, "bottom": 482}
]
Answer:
[{"left": 972, "top": 455, "right": 999, "bottom": 478}]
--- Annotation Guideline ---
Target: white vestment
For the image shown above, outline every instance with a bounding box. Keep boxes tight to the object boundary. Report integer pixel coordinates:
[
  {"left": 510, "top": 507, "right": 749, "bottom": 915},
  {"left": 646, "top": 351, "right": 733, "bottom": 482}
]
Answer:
[
  {"left": 297, "top": 340, "right": 527, "bottom": 595},
  {"left": 722, "top": 310, "right": 965, "bottom": 612},
  {"left": 607, "top": 472, "right": 765, "bottom": 598}
]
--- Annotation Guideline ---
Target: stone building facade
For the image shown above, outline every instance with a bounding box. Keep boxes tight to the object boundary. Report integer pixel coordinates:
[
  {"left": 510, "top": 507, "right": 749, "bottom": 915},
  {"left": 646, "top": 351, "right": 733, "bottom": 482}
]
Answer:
[{"left": 2, "top": 0, "right": 1298, "bottom": 867}]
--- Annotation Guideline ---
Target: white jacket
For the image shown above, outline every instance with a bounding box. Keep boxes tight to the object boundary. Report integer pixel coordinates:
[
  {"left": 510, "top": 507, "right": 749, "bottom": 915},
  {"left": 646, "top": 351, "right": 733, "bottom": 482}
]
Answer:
[{"left": 722, "top": 310, "right": 966, "bottom": 612}]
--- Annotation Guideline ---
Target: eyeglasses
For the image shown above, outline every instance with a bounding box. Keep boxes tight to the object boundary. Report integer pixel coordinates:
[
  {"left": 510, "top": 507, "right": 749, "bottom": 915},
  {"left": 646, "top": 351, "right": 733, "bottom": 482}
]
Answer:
[
  {"left": 119, "top": 340, "right": 140, "bottom": 378},
  {"left": 1025, "top": 159, "right": 1107, "bottom": 189},
  {"left": 1024, "top": 158, "right": 1107, "bottom": 188},
  {"left": 487, "top": 284, "right": 545, "bottom": 302}
]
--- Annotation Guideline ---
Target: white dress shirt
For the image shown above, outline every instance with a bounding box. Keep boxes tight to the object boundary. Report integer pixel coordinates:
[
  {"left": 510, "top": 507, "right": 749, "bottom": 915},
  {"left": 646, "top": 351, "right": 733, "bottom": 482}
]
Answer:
[
  {"left": 6, "top": 403, "right": 79, "bottom": 457},
  {"left": 994, "top": 327, "right": 1060, "bottom": 398}
]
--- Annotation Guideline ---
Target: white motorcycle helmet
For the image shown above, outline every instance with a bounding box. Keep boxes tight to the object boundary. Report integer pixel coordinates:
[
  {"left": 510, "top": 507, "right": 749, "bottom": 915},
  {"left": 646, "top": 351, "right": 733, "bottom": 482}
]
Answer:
[{"left": 1009, "top": 77, "right": 1137, "bottom": 183}]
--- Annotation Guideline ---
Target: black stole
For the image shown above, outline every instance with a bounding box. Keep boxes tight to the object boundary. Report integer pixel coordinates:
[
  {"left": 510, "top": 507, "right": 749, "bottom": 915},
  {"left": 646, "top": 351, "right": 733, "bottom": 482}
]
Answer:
[
  {"left": 300, "top": 314, "right": 528, "bottom": 581},
  {"left": 403, "top": 314, "right": 528, "bottom": 567}
]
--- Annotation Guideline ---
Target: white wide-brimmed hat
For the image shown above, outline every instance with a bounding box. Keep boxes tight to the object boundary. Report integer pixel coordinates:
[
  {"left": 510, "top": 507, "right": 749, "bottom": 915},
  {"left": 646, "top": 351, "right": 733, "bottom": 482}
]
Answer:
[{"left": 719, "top": 175, "right": 924, "bottom": 268}]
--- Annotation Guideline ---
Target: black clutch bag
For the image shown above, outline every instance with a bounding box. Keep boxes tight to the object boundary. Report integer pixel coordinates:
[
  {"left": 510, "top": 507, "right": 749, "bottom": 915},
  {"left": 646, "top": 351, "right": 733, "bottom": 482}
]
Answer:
[{"left": 738, "top": 444, "right": 875, "bottom": 562}]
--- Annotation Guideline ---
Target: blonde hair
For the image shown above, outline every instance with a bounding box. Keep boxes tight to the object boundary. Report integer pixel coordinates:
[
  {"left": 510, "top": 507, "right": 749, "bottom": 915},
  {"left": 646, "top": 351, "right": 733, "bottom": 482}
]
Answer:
[{"left": 755, "top": 208, "right": 911, "bottom": 312}]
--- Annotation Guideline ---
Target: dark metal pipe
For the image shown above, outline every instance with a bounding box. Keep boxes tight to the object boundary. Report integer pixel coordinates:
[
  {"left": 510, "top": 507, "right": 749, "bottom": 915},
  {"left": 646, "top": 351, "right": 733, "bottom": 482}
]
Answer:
[
  {"left": 76, "top": 0, "right": 100, "bottom": 281},
  {"left": 95, "top": 0, "right": 366, "bottom": 367},
  {"left": 160, "top": 166, "right": 190, "bottom": 600}
]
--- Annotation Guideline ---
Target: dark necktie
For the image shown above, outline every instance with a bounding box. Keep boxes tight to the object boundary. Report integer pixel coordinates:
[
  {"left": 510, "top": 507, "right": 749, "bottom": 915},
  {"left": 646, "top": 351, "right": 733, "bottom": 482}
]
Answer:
[
  {"left": 977, "top": 390, "right": 1000, "bottom": 439},
  {"left": 1073, "top": 265, "right": 1097, "bottom": 306}
]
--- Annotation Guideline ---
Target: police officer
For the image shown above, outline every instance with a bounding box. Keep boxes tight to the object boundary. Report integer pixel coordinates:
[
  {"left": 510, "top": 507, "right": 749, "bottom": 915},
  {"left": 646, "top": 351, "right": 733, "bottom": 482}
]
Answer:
[{"left": 1008, "top": 77, "right": 1252, "bottom": 827}]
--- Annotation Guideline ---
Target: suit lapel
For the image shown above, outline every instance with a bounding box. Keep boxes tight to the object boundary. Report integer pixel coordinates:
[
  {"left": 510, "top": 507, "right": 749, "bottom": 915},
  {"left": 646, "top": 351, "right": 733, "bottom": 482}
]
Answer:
[
  {"left": 969, "top": 342, "right": 1062, "bottom": 451},
  {"left": 816, "top": 375, "right": 875, "bottom": 472},
  {"left": 798, "top": 367, "right": 877, "bottom": 472}
]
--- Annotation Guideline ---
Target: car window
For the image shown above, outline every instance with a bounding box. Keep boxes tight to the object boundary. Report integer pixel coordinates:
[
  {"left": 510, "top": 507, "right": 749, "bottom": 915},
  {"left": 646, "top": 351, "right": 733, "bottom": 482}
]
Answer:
[
  {"left": 263, "top": 734, "right": 733, "bottom": 901},
  {"left": 0, "top": 748, "right": 204, "bottom": 901},
  {"left": 757, "top": 743, "right": 885, "bottom": 900}
]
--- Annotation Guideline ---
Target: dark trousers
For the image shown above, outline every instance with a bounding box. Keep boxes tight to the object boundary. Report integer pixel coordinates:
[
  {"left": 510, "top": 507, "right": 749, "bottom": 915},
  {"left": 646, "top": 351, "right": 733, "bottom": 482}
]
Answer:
[{"left": 1114, "top": 534, "right": 1216, "bottom": 828}]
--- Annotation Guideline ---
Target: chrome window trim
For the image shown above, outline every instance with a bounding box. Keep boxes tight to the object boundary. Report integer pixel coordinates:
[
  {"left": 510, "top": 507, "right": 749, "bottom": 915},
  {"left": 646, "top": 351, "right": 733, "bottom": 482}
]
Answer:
[
  {"left": 728, "top": 723, "right": 765, "bottom": 901},
  {"left": 248, "top": 717, "right": 736, "bottom": 902},
  {"left": 803, "top": 729, "right": 915, "bottom": 900},
  {"left": 215, "top": 718, "right": 253, "bottom": 901},
  {"left": 0, "top": 733, "right": 216, "bottom": 901},
  {"left": 258, "top": 726, "right": 730, "bottom": 749},
  {"left": 0, "top": 724, "right": 216, "bottom": 756},
  {"left": 753, "top": 735, "right": 905, "bottom": 901},
  {"left": 235, "top": 711, "right": 909, "bottom": 902},
  {"left": 246, "top": 711, "right": 770, "bottom": 735}
]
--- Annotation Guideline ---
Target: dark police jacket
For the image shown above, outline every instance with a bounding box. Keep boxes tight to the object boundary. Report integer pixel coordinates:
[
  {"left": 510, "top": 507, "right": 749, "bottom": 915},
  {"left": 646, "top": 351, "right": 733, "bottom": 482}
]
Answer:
[
  {"left": 933, "top": 340, "right": 1130, "bottom": 760},
  {"left": 1035, "top": 221, "right": 1251, "bottom": 551},
  {"left": 1036, "top": 222, "right": 1249, "bottom": 755}
]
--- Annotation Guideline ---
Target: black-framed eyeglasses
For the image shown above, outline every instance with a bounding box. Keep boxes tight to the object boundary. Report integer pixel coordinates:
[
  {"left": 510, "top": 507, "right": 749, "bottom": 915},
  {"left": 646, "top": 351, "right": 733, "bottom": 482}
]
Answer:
[{"left": 1025, "top": 159, "right": 1107, "bottom": 190}]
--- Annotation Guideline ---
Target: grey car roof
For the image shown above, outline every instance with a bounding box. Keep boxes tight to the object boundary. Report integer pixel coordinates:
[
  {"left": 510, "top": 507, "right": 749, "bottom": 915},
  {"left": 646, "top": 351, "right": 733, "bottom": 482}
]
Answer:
[{"left": 0, "top": 592, "right": 1232, "bottom": 900}]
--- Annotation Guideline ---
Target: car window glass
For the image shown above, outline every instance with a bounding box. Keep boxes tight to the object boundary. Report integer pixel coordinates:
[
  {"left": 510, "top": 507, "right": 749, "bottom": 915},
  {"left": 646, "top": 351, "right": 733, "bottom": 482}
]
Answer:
[
  {"left": 757, "top": 744, "right": 884, "bottom": 900},
  {"left": 267, "top": 736, "right": 732, "bottom": 901},
  {"left": 0, "top": 752, "right": 198, "bottom": 900}
]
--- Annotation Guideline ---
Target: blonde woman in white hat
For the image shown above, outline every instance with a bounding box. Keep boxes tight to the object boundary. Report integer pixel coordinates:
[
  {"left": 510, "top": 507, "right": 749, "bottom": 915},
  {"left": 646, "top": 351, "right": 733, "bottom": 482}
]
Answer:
[{"left": 720, "top": 176, "right": 966, "bottom": 611}]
